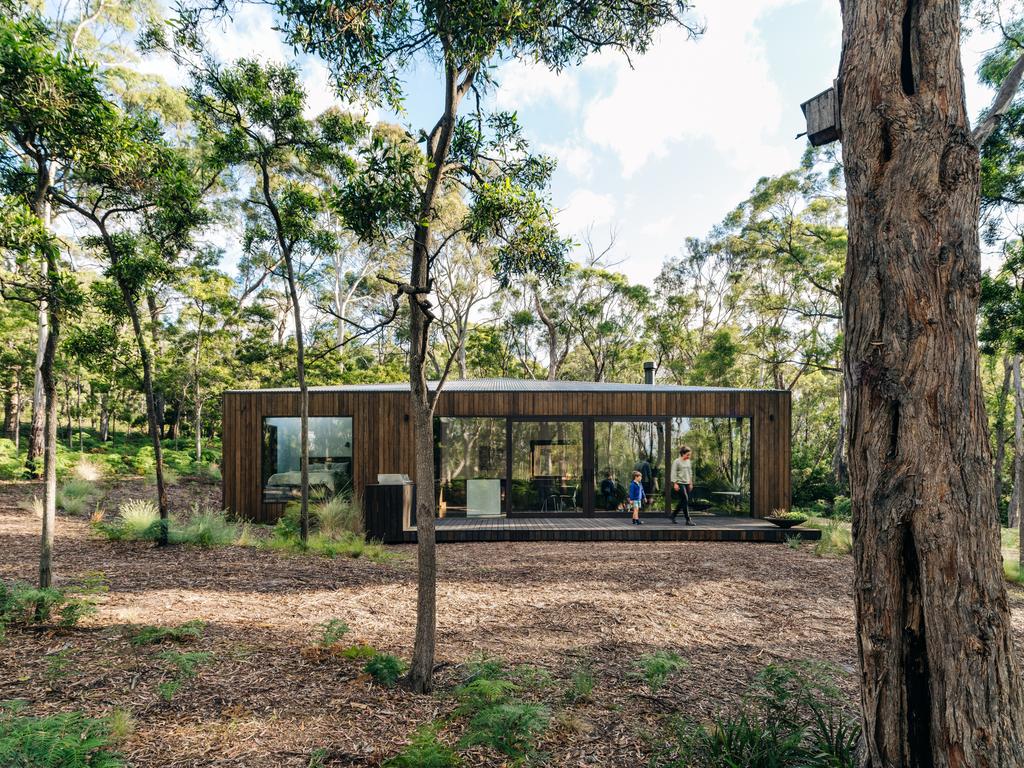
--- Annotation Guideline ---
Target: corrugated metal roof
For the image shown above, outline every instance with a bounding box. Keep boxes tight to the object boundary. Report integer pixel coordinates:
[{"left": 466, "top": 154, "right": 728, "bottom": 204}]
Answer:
[{"left": 224, "top": 378, "right": 782, "bottom": 394}]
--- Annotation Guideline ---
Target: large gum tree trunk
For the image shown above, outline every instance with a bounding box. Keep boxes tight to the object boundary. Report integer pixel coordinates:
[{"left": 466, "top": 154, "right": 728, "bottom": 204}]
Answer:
[{"left": 840, "top": 0, "right": 1024, "bottom": 762}]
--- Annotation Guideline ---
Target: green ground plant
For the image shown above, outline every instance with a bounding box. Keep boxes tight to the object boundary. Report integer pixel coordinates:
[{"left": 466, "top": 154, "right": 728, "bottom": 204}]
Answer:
[
  {"left": 0, "top": 701, "right": 126, "bottom": 768},
  {"left": 460, "top": 702, "right": 550, "bottom": 760},
  {"left": 157, "top": 651, "right": 212, "bottom": 702},
  {"left": 451, "top": 654, "right": 551, "bottom": 761},
  {"left": 662, "top": 662, "right": 858, "bottom": 768},
  {"left": 805, "top": 518, "right": 853, "bottom": 558},
  {"left": 634, "top": 650, "right": 688, "bottom": 692},
  {"left": 317, "top": 619, "right": 350, "bottom": 647},
  {"left": 0, "top": 574, "right": 105, "bottom": 640},
  {"left": 384, "top": 725, "right": 461, "bottom": 768},
  {"left": 364, "top": 653, "right": 406, "bottom": 687},
  {"left": 126, "top": 620, "right": 205, "bottom": 647},
  {"left": 565, "top": 665, "right": 595, "bottom": 703},
  {"left": 265, "top": 504, "right": 392, "bottom": 562},
  {"left": 57, "top": 478, "right": 101, "bottom": 516},
  {"left": 170, "top": 509, "right": 238, "bottom": 547}
]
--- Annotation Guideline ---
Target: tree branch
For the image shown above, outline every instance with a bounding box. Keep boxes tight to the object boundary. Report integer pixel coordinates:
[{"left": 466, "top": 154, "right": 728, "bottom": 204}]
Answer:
[{"left": 974, "top": 52, "right": 1024, "bottom": 146}]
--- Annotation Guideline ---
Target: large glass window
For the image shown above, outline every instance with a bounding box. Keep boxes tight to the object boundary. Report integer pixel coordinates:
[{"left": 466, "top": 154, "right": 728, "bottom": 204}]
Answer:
[
  {"left": 511, "top": 421, "right": 583, "bottom": 513},
  {"left": 670, "top": 416, "right": 751, "bottom": 515},
  {"left": 593, "top": 421, "right": 665, "bottom": 512},
  {"left": 435, "top": 417, "right": 506, "bottom": 517},
  {"left": 262, "top": 417, "right": 353, "bottom": 503}
]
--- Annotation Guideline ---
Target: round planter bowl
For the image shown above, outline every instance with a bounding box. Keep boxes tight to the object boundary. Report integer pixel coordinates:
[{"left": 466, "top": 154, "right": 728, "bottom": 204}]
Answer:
[{"left": 765, "top": 516, "right": 807, "bottom": 529}]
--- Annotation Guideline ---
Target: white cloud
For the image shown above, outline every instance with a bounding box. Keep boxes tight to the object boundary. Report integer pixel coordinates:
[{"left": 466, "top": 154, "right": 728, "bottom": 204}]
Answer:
[
  {"left": 495, "top": 58, "right": 580, "bottom": 110},
  {"left": 207, "top": 4, "right": 288, "bottom": 65},
  {"left": 557, "top": 189, "right": 616, "bottom": 235},
  {"left": 541, "top": 139, "right": 594, "bottom": 180},
  {"left": 582, "top": 0, "right": 803, "bottom": 176}
]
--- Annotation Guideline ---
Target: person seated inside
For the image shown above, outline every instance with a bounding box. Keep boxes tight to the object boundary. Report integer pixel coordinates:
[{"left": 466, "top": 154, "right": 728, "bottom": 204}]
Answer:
[{"left": 599, "top": 471, "right": 628, "bottom": 511}]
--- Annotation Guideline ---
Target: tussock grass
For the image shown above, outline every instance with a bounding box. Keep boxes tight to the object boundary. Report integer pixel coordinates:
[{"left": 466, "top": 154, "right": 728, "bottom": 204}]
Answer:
[
  {"left": 57, "top": 479, "right": 101, "bottom": 516},
  {"left": 71, "top": 458, "right": 105, "bottom": 482},
  {"left": 170, "top": 509, "right": 238, "bottom": 547},
  {"left": 803, "top": 517, "right": 852, "bottom": 557}
]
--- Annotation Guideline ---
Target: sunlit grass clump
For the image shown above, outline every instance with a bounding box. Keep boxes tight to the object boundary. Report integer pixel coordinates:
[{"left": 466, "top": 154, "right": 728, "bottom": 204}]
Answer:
[
  {"left": 264, "top": 498, "right": 391, "bottom": 562},
  {"left": 56, "top": 479, "right": 101, "bottom": 516}
]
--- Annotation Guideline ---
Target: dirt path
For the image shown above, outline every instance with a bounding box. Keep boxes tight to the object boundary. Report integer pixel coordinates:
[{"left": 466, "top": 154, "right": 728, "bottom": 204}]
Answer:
[{"left": 3, "top": 478, "right": 1022, "bottom": 766}]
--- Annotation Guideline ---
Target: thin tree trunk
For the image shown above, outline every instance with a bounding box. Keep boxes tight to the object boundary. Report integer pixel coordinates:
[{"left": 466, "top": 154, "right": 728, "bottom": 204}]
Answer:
[
  {"left": 76, "top": 372, "right": 82, "bottom": 453},
  {"left": 27, "top": 166, "right": 54, "bottom": 472},
  {"left": 283, "top": 263, "right": 310, "bottom": 544},
  {"left": 840, "top": 0, "right": 1024, "bottom": 761},
  {"left": 409, "top": 58, "right": 468, "bottom": 694},
  {"left": 117, "top": 280, "right": 169, "bottom": 545},
  {"left": 996, "top": 356, "right": 1012, "bottom": 524},
  {"left": 99, "top": 392, "right": 109, "bottom": 443},
  {"left": 39, "top": 253, "right": 59, "bottom": 588},
  {"left": 194, "top": 401, "right": 203, "bottom": 462},
  {"left": 1011, "top": 357, "right": 1023, "bottom": 530}
]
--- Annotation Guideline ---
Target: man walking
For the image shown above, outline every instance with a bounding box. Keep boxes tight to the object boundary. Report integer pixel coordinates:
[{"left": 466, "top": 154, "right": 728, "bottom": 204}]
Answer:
[{"left": 671, "top": 446, "right": 695, "bottom": 525}]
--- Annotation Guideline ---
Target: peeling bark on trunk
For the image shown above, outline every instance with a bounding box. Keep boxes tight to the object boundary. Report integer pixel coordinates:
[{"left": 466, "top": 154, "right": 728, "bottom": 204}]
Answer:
[{"left": 840, "top": 0, "right": 1024, "bottom": 762}]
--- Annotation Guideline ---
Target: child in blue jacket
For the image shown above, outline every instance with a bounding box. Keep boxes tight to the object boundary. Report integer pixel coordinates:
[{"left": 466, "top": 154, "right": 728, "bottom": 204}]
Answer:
[{"left": 628, "top": 470, "right": 646, "bottom": 525}]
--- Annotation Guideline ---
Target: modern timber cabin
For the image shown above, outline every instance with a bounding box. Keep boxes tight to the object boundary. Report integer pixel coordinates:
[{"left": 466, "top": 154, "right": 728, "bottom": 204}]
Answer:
[{"left": 221, "top": 378, "right": 796, "bottom": 542}]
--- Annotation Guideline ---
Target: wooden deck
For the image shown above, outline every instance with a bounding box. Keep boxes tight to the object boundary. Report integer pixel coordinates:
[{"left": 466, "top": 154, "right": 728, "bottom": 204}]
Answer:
[{"left": 403, "top": 515, "right": 821, "bottom": 544}]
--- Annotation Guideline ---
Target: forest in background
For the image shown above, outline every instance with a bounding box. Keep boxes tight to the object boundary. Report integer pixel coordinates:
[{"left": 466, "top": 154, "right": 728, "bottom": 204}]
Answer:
[{"left": 0, "top": 0, "right": 1023, "bottom": 524}]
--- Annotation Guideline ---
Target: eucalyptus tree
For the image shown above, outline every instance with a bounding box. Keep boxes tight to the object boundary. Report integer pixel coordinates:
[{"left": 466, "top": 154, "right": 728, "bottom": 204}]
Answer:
[
  {"left": 0, "top": 11, "right": 109, "bottom": 583},
  {"left": 51, "top": 106, "right": 205, "bottom": 545},
  {"left": 189, "top": 58, "right": 363, "bottom": 542},
  {"left": 838, "top": 0, "right": 1024, "bottom": 758},
  {"left": 256, "top": 0, "right": 700, "bottom": 693}
]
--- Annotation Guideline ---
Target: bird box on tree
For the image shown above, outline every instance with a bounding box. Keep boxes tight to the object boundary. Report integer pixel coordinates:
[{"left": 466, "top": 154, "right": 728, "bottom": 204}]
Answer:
[{"left": 800, "top": 84, "right": 840, "bottom": 146}]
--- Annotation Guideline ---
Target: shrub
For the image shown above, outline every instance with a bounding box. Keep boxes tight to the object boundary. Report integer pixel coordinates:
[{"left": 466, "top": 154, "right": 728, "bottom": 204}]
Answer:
[
  {"left": 127, "top": 620, "right": 205, "bottom": 647},
  {"left": 635, "top": 650, "right": 688, "bottom": 692},
  {"left": 831, "top": 496, "right": 851, "bottom": 520},
  {"left": 384, "top": 726, "right": 461, "bottom": 768},
  {"left": 188, "top": 461, "right": 221, "bottom": 483},
  {"left": 460, "top": 702, "right": 550, "bottom": 759},
  {"left": 0, "top": 701, "right": 125, "bottom": 768},
  {"left": 364, "top": 653, "right": 406, "bottom": 687},
  {"left": 171, "top": 509, "right": 237, "bottom": 547}
]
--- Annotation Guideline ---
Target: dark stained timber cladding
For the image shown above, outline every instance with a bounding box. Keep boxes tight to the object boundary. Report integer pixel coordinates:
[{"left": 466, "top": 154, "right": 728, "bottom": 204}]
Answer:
[{"left": 221, "top": 386, "right": 792, "bottom": 523}]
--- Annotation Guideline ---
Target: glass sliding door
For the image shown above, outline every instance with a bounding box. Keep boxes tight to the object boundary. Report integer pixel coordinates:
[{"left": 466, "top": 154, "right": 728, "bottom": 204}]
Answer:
[
  {"left": 593, "top": 420, "right": 666, "bottom": 513},
  {"left": 435, "top": 417, "right": 506, "bottom": 517},
  {"left": 511, "top": 421, "right": 583, "bottom": 514},
  {"left": 670, "top": 416, "right": 751, "bottom": 515}
]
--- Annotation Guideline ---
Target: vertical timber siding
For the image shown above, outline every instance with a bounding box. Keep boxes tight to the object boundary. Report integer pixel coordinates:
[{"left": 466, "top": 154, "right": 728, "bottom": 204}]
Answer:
[{"left": 222, "top": 386, "right": 791, "bottom": 523}]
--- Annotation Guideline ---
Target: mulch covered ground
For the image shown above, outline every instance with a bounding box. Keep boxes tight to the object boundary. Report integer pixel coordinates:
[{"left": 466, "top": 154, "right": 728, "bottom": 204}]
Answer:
[{"left": 3, "top": 477, "right": 1023, "bottom": 767}]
